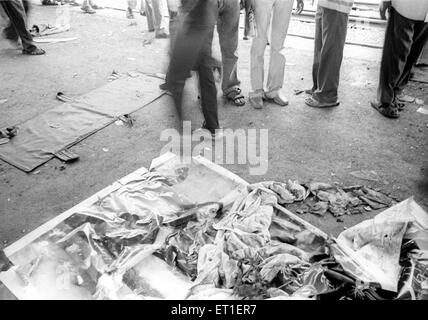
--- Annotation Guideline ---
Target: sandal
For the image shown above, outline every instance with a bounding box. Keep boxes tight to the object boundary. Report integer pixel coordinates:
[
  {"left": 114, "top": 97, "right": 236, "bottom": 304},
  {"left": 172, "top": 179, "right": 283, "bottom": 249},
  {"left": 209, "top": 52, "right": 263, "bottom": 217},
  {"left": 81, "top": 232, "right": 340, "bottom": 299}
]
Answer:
[
  {"left": 225, "top": 88, "right": 245, "bottom": 107},
  {"left": 370, "top": 101, "right": 400, "bottom": 119},
  {"left": 305, "top": 96, "right": 339, "bottom": 108},
  {"left": 22, "top": 48, "right": 45, "bottom": 55}
]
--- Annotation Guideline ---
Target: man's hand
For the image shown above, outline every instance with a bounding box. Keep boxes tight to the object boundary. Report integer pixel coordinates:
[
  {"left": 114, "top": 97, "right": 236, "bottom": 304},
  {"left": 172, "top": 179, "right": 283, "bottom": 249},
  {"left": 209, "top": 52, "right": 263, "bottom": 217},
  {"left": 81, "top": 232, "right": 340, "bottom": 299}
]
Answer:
[
  {"left": 379, "top": 1, "right": 392, "bottom": 20},
  {"left": 296, "top": 0, "right": 304, "bottom": 15}
]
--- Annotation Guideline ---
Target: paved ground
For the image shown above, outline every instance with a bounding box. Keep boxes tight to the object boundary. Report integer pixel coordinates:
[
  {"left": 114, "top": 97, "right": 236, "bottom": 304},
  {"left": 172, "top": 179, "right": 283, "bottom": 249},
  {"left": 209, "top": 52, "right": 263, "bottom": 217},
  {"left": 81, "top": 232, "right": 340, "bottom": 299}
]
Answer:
[{"left": 0, "top": 1, "right": 427, "bottom": 299}]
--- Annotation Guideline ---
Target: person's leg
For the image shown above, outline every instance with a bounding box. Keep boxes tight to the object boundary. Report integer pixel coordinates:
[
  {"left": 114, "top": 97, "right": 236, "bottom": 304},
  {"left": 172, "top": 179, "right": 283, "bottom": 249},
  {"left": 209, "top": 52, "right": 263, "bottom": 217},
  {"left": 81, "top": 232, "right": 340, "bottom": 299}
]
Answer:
[
  {"left": 377, "top": 8, "right": 415, "bottom": 107},
  {"left": 168, "top": 0, "right": 219, "bottom": 127},
  {"left": 198, "top": 29, "right": 220, "bottom": 132},
  {"left": 145, "top": 0, "right": 155, "bottom": 31},
  {"left": 168, "top": 24, "right": 212, "bottom": 123},
  {"left": 395, "top": 22, "right": 428, "bottom": 94},
  {"left": 0, "top": 0, "right": 39, "bottom": 53},
  {"left": 265, "top": 0, "right": 294, "bottom": 98},
  {"left": 250, "top": 0, "right": 273, "bottom": 95},
  {"left": 311, "top": 7, "right": 348, "bottom": 104},
  {"left": 3, "top": 0, "right": 29, "bottom": 42},
  {"left": 243, "top": 0, "right": 250, "bottom": 38},
  {"left": 310, "top": 5, "right": 323, "bottom": 94},
  {"left": 127, "top": 0, "right": 136, "bottom": 19},
  {"left": 152, "top": 0, "right": 168, "bottom": 37},
  {"left": 217, "top": 0, "right": 241, "bottom": 95},
  {"left": 81, "top": 0, "right": 96, "bottom": 13}
]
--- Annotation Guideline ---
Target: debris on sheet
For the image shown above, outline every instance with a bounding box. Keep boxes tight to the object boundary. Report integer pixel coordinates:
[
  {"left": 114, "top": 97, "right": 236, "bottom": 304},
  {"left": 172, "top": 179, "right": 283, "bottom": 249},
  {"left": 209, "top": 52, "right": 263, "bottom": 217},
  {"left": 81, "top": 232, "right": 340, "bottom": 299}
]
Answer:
[
  {"left": 268, "top": 180, "right": 394, "bottom": 217},
  {"left": 29, "top": 24, "right": 70, "bottom": 37},
  {"left": 0, "top": 98, "right": 8, "bottom": 104},
  {"left": 0, "top": 126, "right": 18, "bottom": 145},
  {"left": 349, "top": 170, "right": 380, "bottom": 182},
  {"left": 1, "top": 157, "right": 427, "bottom": 300},
  {"left": 102, "top": 148, "right": 109, "bottom": 152}
]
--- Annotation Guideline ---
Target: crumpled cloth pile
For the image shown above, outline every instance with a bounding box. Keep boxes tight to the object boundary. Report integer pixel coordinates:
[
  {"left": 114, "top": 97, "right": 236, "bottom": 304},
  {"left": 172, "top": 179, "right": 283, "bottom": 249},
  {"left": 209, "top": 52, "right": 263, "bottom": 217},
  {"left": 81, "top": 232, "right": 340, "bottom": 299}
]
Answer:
[{"left": 262, "top": 180, "right": 396, "bottom": 217}]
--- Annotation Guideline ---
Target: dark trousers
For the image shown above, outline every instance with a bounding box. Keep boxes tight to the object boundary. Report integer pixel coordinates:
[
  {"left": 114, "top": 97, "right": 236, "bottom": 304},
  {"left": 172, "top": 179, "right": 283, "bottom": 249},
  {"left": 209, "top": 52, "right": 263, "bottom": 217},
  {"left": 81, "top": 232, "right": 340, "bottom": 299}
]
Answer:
[
  {"left": 311, "top": 6, "right": 349, "bottom": 104},
  {"left": 378, "top": 8, "right": 428, "bottom": 105},
  {"left": 1, "top": 0, "right": 35, "bottom": 51},
  {"left": 167, "top": 0, "right": 220, "bottom": 133},
  {"left": 217, "top": 0, "right": 241, "bottom": 94}
]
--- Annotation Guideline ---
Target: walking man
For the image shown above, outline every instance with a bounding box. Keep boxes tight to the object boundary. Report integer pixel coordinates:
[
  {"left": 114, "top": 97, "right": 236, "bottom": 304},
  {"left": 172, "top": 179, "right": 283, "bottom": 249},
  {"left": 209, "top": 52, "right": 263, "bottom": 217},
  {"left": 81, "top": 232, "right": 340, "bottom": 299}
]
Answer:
[
  {"left": 304, "top": 0, "right": 354, "bottom": 108},
  {"left": 167, "top": 0, "right": 222, "bottom": 139},
  {"left": 371, "top": 0, "right": 428, "bottom": 118}
]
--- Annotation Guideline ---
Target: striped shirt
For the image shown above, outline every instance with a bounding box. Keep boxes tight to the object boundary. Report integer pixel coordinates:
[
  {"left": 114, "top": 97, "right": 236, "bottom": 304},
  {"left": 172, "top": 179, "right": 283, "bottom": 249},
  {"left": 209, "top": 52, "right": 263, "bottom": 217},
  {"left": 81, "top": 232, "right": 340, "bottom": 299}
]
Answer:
[{"left": 317, "top": 0, "right": 355, "bottom": 14}]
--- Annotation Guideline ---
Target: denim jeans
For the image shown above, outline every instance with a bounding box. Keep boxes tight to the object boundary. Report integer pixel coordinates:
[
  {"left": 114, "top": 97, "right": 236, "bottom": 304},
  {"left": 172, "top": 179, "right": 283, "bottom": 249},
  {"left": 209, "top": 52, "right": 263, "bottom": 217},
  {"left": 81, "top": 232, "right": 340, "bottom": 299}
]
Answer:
[
  {"left": 250, "top": 0, "right": 294, "bottom": 97},
  {"left": 217, "top": 0, "right": 241, "bottom": 94}
]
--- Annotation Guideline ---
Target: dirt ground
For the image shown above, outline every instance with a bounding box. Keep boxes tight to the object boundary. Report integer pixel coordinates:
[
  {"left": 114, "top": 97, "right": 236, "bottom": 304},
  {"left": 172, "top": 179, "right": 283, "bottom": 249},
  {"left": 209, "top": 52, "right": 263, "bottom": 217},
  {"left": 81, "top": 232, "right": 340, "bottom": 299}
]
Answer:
[{"left": 0, "top": 1, "right": 427, "bottom": 299}]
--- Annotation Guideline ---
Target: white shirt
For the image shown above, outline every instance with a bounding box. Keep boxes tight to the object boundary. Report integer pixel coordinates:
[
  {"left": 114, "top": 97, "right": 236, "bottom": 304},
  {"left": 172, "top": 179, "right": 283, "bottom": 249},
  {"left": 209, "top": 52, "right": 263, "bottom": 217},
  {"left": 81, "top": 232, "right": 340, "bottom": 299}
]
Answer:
[{"left": 388, "top": 0, "right": 428, "bottom": 22}]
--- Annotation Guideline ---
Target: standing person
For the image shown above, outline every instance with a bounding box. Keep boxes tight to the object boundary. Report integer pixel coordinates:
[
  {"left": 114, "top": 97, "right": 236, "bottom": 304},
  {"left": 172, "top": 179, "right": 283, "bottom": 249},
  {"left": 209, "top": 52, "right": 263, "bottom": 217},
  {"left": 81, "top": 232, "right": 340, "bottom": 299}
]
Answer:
[
  {"left": 217, "top": 0, "right": 245, "bottom": 107},
  {"left": 0, "top": 0, "right": 45, "bottom": 55},
  {"left": 145, "top": 0, "right": 169, "bottom": 38},
  {"left": 371, "top": 0, "right": 428, "bottom": 118},
  {"left": 249, "top": 0, "right": 303, "bottom": 109},
  {"left": 167, "top": 0, "right": 222, "bottom": 139},
  {"left": 304, "top": 0, "right": 354, "bottom": 108}
]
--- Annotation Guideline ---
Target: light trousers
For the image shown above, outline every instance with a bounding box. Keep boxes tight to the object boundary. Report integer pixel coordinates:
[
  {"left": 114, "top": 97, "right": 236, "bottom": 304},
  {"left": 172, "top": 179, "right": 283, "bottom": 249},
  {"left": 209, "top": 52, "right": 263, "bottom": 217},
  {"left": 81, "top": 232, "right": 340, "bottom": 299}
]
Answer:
[
  {"left": 145, "top": 0, "right": 166, "bottom": 32},
  {"left": 250, "top": 0, "right": 294, "bottom": 96}
]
